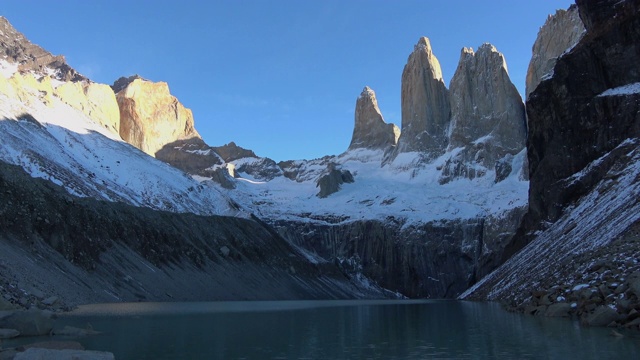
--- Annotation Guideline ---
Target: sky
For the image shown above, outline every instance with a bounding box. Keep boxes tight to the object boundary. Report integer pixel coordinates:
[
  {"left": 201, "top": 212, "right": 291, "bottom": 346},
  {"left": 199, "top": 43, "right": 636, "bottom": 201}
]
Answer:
[{"left": 2, "top": 0, "right": 574, "bottom": 162}]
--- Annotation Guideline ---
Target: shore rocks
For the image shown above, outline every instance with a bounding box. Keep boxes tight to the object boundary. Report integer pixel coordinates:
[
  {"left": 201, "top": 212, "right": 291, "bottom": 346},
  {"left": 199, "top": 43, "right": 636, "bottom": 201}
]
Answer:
[{"left": 0, "top": 310, "right": 54, "bottom": 336}]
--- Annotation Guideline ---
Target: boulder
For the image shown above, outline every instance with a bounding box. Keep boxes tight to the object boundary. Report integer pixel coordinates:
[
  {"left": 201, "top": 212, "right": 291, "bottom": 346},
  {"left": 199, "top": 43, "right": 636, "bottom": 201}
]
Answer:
[
  {"left": 0, "top": 310, "right": 54, "bottom": 336},
  {"left": 348, "top": 86, "right": 399, "bottom": 151},
  {"left": 114, "top": 75, "right": 200, "bottom": 156},
  {"left": 394, "top": 37, "right": 450, "bottom": 157},
  {"left": 545, "top": 303, "right": 572, "bottom": 317},
  {"left": 0, "top": 328, "right": 19, "bottom": 339},
  {"left": 585, "top": 306, "right": 620, "bottom": 327}
]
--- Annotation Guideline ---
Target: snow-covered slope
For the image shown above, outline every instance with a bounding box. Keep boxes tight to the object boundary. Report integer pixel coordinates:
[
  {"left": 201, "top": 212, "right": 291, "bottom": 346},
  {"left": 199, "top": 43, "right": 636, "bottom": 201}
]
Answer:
[
  {"left": 223, "top": 148, "right": 528, "bottom": 227},
  {"left": 0, "top": 67, "right": 238, "bottom": 217}
]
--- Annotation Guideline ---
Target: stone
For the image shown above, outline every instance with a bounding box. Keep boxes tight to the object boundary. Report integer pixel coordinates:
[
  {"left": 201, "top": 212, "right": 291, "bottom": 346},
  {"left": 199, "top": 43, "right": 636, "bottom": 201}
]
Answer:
[
  {"left": 0, "top": 328, "right": 19, "bottom": 339},
  {"left": 443, "top": 44, "right": 526, "bottom": 183},
  {"left": 394, "top": 37, "right": 450, "bottom": 157},
  {"left": 0, "top": 17, "right": 85, "bottom": 82},
  {"left": 14, "top": 348, "right": 115, "bottom": 360},
  {"left": 545, "top": 303, "right": 572, "bottom": 317},
  {"left": 348, "top": 86, "right": 399, "bottom": 151},
  {"left": 585, "top": 306, "right": 620, "bottom": 327},
  {"left": 525, "top": 5, "right": 585, "bottom": 98},
  {"left": 54, "top": 82, "right": 120, "bottom": 134},
  {"left": 41, "top": 296, "right": 58, "bottom": 307},
  {"left": 220, "top": 246, "right": 231, "bottom": 257},
  {"left": 114, "top": 75, "right": 200, "bottom": 156},
  {"left": 0, "top": 310, "right": 54, "bottom": 336},
  {"left": 525, "top": 0, "right": 640, "bottom": 230},
  {"left": 316, "top": 164, "right": 354, "bottom": 198},
  {"left": 628, "top": 272, "right": 640, "bottom": 297},
  {"left": 0, "top": 298, "right": 16, "bottom": 311}
]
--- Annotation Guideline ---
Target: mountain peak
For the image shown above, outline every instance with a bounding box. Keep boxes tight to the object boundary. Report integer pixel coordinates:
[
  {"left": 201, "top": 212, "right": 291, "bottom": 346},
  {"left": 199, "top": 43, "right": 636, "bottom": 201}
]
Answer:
[{"left": 349, "top": 86, "right": 399, "bottom": 151}]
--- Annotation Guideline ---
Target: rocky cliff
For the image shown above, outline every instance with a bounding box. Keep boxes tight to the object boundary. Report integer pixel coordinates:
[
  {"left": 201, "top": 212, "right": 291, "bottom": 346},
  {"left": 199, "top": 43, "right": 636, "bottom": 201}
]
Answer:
[
  {"left": 0, "top": 17, "right": 85, "bottom": 82},
  {"left": 114, "top": 75, "right": 200, "bottom": 156},
  {"left": 442, "top": 44, "right": 527, "bottom": 183},
  {"left": 54, "top": 81, "right": 120, "bottom": 134},
  {"left": 393, "top": 37, "right": 450, "bottom": 157},
  {"left": 464, "top": 0, "right": 640, "bottom": 329},
  {"left": 525, "top": 5, "right": 585, "bottom": 98},
  {"left": 348, "top": 86, "right": 399, "bottom": 151}
]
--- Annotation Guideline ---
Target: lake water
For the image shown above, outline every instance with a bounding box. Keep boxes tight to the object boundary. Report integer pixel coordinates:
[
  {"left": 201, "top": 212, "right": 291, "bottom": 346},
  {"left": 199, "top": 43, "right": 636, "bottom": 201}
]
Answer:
[{"left": 8, "top": 300, "right": 640, "bottom": 359}]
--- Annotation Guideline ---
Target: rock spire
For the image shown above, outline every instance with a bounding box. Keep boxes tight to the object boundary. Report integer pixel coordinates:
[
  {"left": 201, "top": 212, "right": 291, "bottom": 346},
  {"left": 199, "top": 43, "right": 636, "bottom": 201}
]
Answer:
[
  {"left": 348, "top": 86, "right": 399, "bottom": 151},
  {"left": 394, "top": 37, "right": 450, "bottom": 157}
]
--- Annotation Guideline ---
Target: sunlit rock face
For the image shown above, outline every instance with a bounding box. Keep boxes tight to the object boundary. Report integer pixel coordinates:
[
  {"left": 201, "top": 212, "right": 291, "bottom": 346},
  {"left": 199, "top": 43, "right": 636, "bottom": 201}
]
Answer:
[
  {"left": 525, "top": 5, "right": 585, "bottom": 98},
  {"left": 441, "top": 44, "right": 526, "bottom": 184},
  {"left": 348, "top": 86, "right": 399, "bottom": 151},
  {"left": 54, "top": 82, "right": 120, "bottom": 134},
  {"left": 113, "top": 75, "right": 199, "bottom": 156},
  {"left": 394, "top": 37, "right": 450, "bottom": 157}
]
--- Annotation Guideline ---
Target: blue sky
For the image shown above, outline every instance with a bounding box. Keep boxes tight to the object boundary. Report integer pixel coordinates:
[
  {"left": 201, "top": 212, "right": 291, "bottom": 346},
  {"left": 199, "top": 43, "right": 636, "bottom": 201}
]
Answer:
[{"left": 2, "top": 1, "right": 574, "bottom": 161}]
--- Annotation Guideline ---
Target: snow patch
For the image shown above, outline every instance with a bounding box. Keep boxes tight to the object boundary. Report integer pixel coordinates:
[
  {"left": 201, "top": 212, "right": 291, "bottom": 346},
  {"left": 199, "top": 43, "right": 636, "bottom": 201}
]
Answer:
[{"left": 598, "top": 82, "right": 640, "bottom": 97}]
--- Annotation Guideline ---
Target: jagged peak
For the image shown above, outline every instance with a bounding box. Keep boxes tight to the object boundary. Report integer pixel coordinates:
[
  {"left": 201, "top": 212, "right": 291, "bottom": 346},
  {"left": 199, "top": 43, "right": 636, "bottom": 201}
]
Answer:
[
  {"left": 415, "top": 37, "right": 432, "bottom": 52},
  {"left": 359, "top": 86, "right": 375, "bottom": 99},
  {"left": 111, "top": 74, "right": 148, "bottom": 94}
]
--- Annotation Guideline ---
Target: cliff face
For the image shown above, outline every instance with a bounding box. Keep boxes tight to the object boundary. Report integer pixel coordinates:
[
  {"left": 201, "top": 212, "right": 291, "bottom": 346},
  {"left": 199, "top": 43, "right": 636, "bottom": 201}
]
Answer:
[
  {"left": 442, "top": 44, "right": 526, "bottom": 184},
  {"left": 526, "top": 0, "right": 640, "bottom": 226},
  {"left": 394, "top": 37, "right": 450, "bottom": 157},
  {"left": 525, "top": 6, "right": 585, "bottom": 98},
  {"left": 114, "top": 76, "right": 200, "bottom": 156},
  {"left": 463, "top": 0, "right": 640, "bottom": 328},
  {"left": 348, "top": 87, "right": 399, "bottom": 151},
  {"left": 54, "top": 81, "right": 120, "bottom": 134}
]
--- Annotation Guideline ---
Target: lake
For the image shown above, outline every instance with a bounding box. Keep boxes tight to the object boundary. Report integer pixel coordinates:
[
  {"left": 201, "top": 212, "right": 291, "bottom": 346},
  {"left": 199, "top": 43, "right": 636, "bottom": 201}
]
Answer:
[{"left": 7, "top": 300, "right": 640, "bottom": 359}]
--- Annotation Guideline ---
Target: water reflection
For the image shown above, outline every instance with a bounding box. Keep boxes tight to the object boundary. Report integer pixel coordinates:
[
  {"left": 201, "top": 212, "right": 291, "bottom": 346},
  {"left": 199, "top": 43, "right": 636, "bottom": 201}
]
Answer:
[{"left": 10, "top": 300, "right": 639, "bottom": 359}]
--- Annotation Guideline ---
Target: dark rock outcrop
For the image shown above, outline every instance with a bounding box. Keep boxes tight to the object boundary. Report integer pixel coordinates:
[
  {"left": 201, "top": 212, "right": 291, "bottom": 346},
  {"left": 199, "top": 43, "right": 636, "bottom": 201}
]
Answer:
[
  {"left": 212, "top": 142, "right": 257, "bottom": 162},
  {"left": 0, "top": 17, "right": 85, "bottom": 82},
  {"left": 348, "top": 86, "right": 399, "bottom": 151},
  {"left": 394, "top": 37, "right": 450, "bottom": 157},
  {"left": 316, "top": 164, "right": 354, "bottom": 198},
  {"left": 526, "top": 0, "right": 640, "bottom": 228},
  {"left": 155, "top": 138, "right": 224, "bottom": 177}
]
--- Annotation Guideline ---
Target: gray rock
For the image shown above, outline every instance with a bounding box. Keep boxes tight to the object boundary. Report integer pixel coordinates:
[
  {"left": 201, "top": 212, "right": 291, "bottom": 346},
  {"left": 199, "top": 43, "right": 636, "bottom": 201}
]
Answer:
[
  {"left": 0, "top": 310, "right": 54, "bottom": 336},
  {"left": 14, "top": 348, "right": 114, "bottom": 360},
  {"left": 445, "top": 44, "right": 526, "bottom": 182},
  {"left": 348, "top": 86, "right": 399, "bottom": 151},
  {"left": 220, "top": 246, "right": 230, "bottom": 257},
  {"left": 41, "top": 296, "right": 58, "bottom": 307},
  {"left": 545, "top": 303, "right": 572, "bottom": 317},
  {"left": 316, "top": 164, "right": 354, "bottom": 198},
  {"left": 525, "top": 5, "right": 584, "bottom": 98},
  {"left": 394, "top": 37, "right": 450, "bottom": 157},
  {"left": 0, "top": 298, "right": 16, "bottom": 311},
  {"left": 0, "top": 328, "right": 19, "bottom": 339},
  {"left": 585, "top": 306, "right": 620, "bottom": 327},
  {"left": 627, "top": 272, "right": 640, "bottom": 297}
]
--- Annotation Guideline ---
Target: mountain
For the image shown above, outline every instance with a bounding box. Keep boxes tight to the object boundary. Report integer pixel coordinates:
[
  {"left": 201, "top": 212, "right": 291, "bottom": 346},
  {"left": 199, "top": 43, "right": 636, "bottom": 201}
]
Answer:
[
  {"left": 463, "top": 0, "right": 640, "bottom": 329},
  {"left": 348, "top": 86, "right": 399, "bottom": 151}
]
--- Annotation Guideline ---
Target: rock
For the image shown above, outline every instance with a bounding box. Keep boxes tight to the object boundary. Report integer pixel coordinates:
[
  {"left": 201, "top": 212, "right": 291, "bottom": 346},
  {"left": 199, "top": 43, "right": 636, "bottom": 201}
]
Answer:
[
  {"left": 209, "top": 167, "right": 236, "bottom": 190},
  {"left": 14, "top": 348, "right": 114, "bottom": 360},
  {"left": 628, "top": 272, "right": 640, "bottom": 297},
  {"left": 0, "top": 17, "right": 86, "bottom": 82},
  {"left": 443, "top": 44, "right": 526, "bottom": 183},
  {"left": 220, "top": 246, "right": 230, "bottom": 257},
  {"left": 41, "top": 296, "right": 58, "bottom": 307},
  {"left": 114, "top": 75, "right": 200, "bottom": 156},
  {"left": 0, "top": 298, "right": 16, "bottom": 311},
  {"left": 53, "top": 82, "right": 120, "bottom": 134},
  {"left": 348, "top": 86, "right": 400, "bottom": 151},
  {"left": 52, "top": 326, "right": 100, "bottom": 337},
  {"left": 545, "top": 303, "right": 572, "bottom": 317},
  {"left": 316, "top": 164, "right": 354, "bottom": 198},
  {"left": 585, "top": 306, "right": 620, "bottom": 327},
  {"left": 155, "top": 137, "right": 224, "bottom": 177},
  {"left": 212, "top": 141, "right": 257, "bottom": 162},
  {"left": 0, "top": 310, "right": 54, "bottom": 336},
  {"left": 0, "top": 328, "right": 19, "bottom": 339},
  {"left": 525, "top": 5, "right": 585, "bottom": 98},
  {"left": 394, "top": 37, "right": 450, "bottom": 157},
  {"left": 525, "top": 0, "right": 640, "bottom": 229}
]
